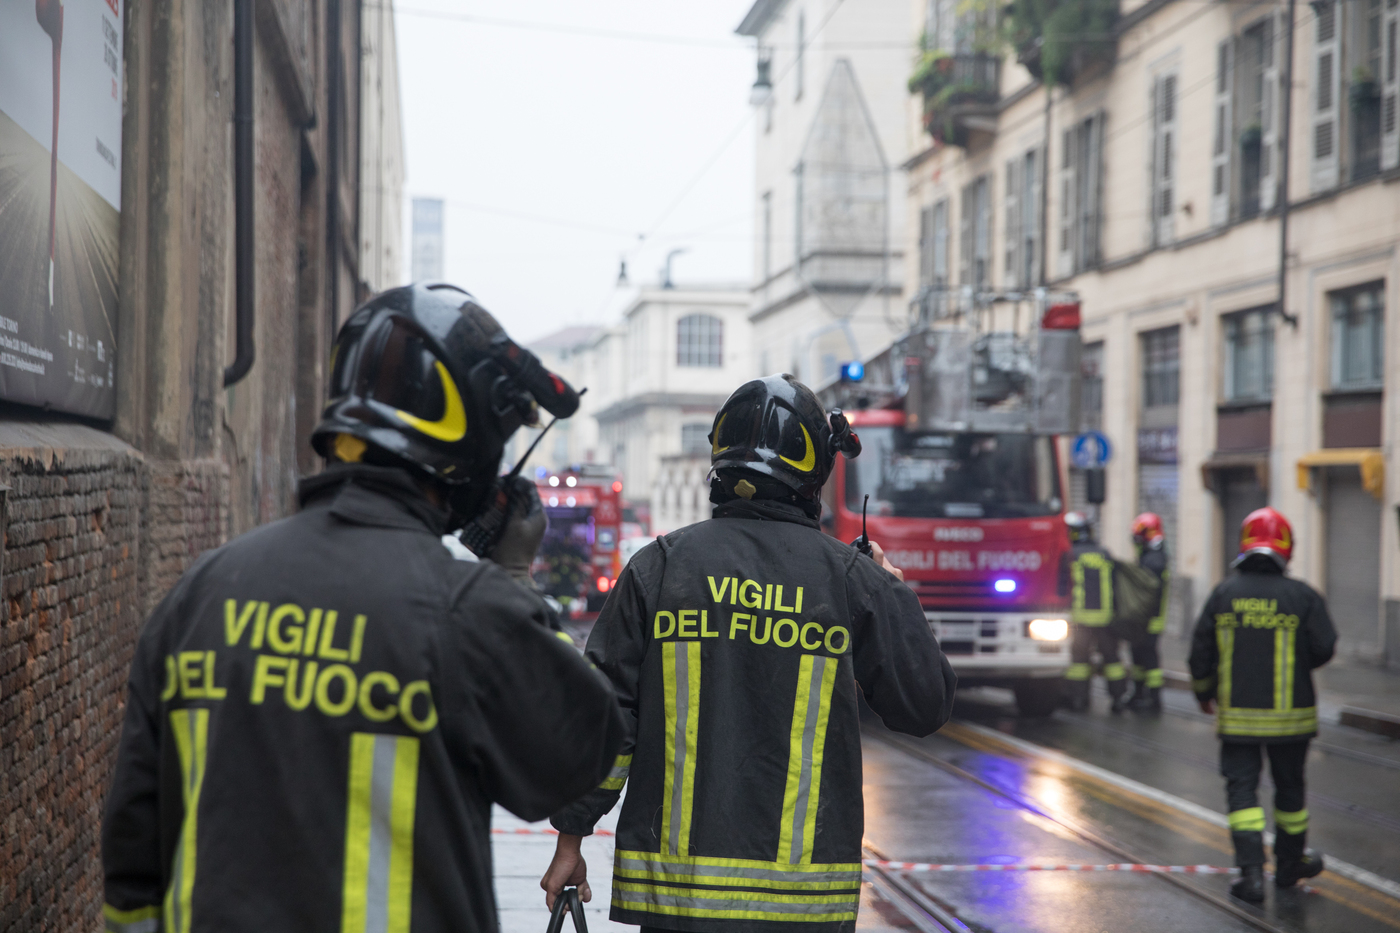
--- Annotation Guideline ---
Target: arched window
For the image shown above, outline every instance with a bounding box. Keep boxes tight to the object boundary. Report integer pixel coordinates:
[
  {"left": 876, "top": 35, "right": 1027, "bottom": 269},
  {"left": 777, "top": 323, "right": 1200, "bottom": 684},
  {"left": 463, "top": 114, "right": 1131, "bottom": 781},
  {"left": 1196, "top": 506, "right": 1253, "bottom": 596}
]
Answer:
[{"left": 677, "top": 314, "right": 723, "bottom": 367}]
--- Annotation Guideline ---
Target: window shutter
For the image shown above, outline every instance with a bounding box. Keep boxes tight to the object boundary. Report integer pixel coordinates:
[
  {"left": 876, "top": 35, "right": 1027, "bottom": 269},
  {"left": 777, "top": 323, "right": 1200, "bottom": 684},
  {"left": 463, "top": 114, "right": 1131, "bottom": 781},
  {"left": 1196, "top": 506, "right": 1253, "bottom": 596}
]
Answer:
[
  {"left": 1211, "top": 40, "right": 1235, "bottom": 225},
  {"left": 975, "top": 176, "right": 992, "bottom": 290},
  {"left": 1058, "top": 128, "right": 1077, "bottom": 278},
  {"left": 933, "top": 199, "right": 949, "bottom": 287},
  {"left": 1082, "top": 113, "right": 1105, "bottom": 268},
  {"left": 1312, "top": 1, "right": 1341, "bottom": 191},
  {"left": 919, "top": 205, "right": 934, "bottom": 287},
  {"left": 1024, "top": 148, "right": 1042, "bottom": 287},
  {"left": 1382, "top": 0, "right": 1399, "bottom": 170},
  {"left": 1004, "top": 158, "right": 1021, "bottom": 289},
  {"left": 1259, "top": 16, "right": 1279, "bottom": 212},
  {"left": 1153, "top": 74, "right": 1178, "bottom": 246},
  {"left": 959, "top": 183, "right": 973, "bottom": 288}
]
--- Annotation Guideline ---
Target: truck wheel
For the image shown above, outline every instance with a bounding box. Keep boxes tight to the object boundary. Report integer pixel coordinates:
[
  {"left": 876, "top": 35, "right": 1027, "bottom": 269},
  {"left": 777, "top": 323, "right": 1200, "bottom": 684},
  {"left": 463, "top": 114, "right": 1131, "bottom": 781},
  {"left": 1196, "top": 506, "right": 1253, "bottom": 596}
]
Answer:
[{"left": 1013, "top": 680, "right": 1060, "bottom": 718}]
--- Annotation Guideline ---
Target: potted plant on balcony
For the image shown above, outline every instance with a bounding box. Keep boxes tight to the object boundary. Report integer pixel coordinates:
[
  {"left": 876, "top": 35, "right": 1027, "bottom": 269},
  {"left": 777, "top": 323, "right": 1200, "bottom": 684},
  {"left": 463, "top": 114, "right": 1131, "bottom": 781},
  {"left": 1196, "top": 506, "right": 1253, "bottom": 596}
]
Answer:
[
  {"left": 1002, "top": 0, "right": 1119, "bottom": 86},
  {"left": 909, "top": 48, "right": 1000, "bottom": 145}
]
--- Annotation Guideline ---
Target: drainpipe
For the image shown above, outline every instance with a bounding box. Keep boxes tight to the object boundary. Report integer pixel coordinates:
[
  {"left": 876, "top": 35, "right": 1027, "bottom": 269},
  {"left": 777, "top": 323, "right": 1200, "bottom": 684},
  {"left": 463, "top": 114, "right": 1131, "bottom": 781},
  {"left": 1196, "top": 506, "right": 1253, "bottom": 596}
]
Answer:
[
  {"left": 225, "top": 0, "right": 256, "bottom": 386},
  {"left": 1040, "top": 82, "right": 1052, "bottom": 287},
  {"left": 1275, "top": 0, "right": 1300, "bottom": 329}
]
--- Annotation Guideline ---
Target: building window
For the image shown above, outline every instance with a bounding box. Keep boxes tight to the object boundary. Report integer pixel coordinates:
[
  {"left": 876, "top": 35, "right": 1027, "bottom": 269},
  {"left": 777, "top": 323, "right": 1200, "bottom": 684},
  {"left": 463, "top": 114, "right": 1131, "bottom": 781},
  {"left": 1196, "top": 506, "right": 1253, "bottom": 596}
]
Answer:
[
  {"left": 1312, "top": 1, "right": 1341, "bottom": 190},
  {"left": 1081, "top": 341, "right": 1104, "bottom": 431},
  {"left": 795, "top": 10, "right": 805, "bottom": 100},
  {"left": 1059, "top": 113, "right": 1104, "bottom": 276},
  {"left": 1223, "top": 307, "right": 1275, "bottom": 401},
  {"left": 1331, "top": 282, "right": 1385, "bottom": 388},
  {"left": 677, "top": 314, "right": 724, "bottom": 367},
  {"left": 959, "top": 175, "right": 991, "bottom": 291},
  {"left": 681, "top": 423, "right": 711, "bottom": 456},
  {"left": 1237, "top": 19, "right": 1278, "bottom": 219},
  {"left": 1142, "top": 326, "right": 1181, "bottom": 409},
  {"left": 1350, "top": 0, "right": 1384, "bottom": 180},
  {"left": 1004, "top": 147, "right": 1041, "bottom": 289}
]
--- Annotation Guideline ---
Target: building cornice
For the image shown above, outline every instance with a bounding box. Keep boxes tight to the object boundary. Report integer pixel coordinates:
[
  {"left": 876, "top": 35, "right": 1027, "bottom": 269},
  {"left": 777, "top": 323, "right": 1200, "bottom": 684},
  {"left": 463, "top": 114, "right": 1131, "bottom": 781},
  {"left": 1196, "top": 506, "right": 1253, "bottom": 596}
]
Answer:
[
  {"left": 736, "top": 0, "right": 791, "bottom": 37},
  {"left": 594, "top": 392, "right": 731, "bottom": 425}
]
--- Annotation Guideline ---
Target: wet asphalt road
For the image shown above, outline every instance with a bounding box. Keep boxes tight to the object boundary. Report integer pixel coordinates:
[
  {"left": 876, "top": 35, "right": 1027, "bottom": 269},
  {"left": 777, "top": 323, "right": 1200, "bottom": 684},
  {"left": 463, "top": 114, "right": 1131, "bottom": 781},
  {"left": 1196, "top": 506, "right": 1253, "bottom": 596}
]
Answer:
[{"left": 857, "top": 685, "right": 1400, "bottom": 933}]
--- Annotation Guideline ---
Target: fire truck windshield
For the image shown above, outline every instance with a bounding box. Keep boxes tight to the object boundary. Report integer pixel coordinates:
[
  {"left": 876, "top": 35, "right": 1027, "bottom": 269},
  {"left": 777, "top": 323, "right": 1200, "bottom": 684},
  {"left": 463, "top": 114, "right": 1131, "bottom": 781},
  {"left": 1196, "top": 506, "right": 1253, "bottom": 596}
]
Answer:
[{"left": 846, "top": 428, "right": 1062, "bottom": 519}]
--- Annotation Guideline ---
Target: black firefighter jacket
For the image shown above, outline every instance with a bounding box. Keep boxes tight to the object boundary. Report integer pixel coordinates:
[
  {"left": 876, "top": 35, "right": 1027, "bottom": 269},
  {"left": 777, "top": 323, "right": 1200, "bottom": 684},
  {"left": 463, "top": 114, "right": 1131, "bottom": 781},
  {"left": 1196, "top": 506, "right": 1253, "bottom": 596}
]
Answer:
[
  {"left": 1188, "top": 565, "right": 1337, "bottom": 743},
  {"left": 101, "top": 464, "right": 626, "bottom": 933},
  {"left": 551, "top": 498, "right": 956, "bottom": 933}
]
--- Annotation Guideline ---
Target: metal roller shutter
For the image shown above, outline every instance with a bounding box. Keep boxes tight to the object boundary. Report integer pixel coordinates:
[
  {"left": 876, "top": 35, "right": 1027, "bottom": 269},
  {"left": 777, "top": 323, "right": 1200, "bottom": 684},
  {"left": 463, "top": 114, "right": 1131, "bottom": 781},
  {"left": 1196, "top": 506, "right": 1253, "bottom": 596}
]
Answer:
[{"left": 1324, "top": 467, "right": 1382, "bottom": 658}]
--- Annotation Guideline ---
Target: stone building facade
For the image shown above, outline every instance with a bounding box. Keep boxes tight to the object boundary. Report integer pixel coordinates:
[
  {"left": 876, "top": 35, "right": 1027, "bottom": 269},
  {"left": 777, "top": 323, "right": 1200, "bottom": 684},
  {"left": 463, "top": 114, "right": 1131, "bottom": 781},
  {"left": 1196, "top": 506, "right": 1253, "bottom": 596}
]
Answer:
[{"left": 0, "top": 2, "right": 402, "bottom": 929}]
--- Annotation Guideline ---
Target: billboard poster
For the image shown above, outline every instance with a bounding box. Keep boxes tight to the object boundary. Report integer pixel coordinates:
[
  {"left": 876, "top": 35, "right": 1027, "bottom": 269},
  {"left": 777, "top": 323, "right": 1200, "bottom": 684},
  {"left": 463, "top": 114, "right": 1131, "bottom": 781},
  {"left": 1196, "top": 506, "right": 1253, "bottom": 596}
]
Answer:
[{"left": 0, "top": 0, "right": 122, "bottom": 419}]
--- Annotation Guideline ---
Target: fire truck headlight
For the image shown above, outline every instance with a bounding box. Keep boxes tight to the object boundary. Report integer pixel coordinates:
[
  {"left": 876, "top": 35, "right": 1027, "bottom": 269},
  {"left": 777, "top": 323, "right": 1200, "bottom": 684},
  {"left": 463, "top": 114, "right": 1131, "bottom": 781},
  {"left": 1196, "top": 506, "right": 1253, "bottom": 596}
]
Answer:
[
  {"left": 994, "top": 578, "right": 1016, "bottom": 593},
  {"left": 566, "top": 476, "right": 577, "bottom": 487},
  {"left": 1027, "top": 618, "right": 1069, "bottom": 641},
  {"left": 548, "top": 476, "right": 560, "bottom": 487}
]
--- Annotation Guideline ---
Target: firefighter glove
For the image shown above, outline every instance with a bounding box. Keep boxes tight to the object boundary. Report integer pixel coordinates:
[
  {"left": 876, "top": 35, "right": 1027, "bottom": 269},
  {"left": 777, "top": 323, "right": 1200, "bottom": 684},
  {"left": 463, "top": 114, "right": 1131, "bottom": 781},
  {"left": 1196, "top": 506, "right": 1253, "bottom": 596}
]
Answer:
[{"left": 487, "top": 476, "right": 547, "bottom": 586}]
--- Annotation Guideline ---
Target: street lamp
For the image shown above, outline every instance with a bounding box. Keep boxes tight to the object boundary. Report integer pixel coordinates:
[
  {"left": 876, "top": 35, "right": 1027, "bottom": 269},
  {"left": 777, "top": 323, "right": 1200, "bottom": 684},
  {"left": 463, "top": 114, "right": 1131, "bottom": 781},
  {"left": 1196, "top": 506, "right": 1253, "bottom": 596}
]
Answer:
[{"left": 749, "top": 52, "right": 773, "bottom": 107}]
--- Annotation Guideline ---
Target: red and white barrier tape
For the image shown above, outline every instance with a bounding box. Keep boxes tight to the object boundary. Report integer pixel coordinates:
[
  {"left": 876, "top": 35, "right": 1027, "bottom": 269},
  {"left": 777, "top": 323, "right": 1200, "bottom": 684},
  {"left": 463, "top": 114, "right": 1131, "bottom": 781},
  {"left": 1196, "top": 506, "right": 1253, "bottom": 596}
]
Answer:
[
  {"left": 866, "top": 860, "right": 1237, "bottom": 875},
  {"left": 491, "top": 827, "right": 615, "bottom": 837}
]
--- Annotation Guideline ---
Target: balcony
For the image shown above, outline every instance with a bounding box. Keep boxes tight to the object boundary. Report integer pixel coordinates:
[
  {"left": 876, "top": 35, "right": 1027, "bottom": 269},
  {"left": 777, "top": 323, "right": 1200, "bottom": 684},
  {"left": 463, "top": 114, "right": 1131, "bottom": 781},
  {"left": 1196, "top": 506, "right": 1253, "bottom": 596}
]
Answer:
[{"left": 909, "top": 53, "right": 1000, "bottom": 148}]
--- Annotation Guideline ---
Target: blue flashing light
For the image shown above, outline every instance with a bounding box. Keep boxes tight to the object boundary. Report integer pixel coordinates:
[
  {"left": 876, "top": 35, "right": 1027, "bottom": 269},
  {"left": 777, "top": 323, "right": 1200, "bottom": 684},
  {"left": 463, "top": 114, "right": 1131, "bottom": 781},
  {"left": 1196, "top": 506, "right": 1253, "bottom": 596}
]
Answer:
[
  {"left": 535, "top": 466, "right": 549, "bottom": 479},
  {"left": 994, "top": 578, "right": 1017, "bottom": 594},
  {"left": 840, "top": 361, "right": 865, "bottom": 382}
]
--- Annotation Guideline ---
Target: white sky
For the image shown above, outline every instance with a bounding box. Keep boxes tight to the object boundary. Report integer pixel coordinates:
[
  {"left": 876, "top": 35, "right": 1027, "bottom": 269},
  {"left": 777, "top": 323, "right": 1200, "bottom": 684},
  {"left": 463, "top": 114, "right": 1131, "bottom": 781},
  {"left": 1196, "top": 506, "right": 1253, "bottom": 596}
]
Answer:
[{"left": 395, "top": 1, "right": 758, "bottom": 343}]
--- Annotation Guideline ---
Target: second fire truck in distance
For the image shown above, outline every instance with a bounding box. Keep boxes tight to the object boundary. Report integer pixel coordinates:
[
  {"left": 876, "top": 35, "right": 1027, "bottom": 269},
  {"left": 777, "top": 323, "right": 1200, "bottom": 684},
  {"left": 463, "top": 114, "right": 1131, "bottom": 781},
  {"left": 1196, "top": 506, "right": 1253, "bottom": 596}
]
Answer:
[{"left": 533, "top": 466, "right": 624, "bottom": 617}]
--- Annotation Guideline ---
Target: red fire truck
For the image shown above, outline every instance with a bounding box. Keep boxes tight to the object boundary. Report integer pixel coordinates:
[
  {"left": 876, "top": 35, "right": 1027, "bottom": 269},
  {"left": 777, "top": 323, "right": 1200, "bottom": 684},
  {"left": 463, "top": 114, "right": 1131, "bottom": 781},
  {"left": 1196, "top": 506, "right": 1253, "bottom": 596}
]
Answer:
[
  {"left": 822, "top": 295, "right": 1082, "bottom": 716},
  {"left": 532, "top": 467, "right": 625, "bottom": 617}
]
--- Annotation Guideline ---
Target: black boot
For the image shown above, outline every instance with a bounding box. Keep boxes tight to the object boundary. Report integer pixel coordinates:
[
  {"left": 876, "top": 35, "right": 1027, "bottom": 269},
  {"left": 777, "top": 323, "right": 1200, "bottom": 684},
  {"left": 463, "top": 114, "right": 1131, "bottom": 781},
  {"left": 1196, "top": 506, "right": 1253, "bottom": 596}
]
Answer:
[
  {"left": 1231, "top": 865, "right": 1265, "bottom": 904},
  {"left": 1063, "top": 679, "right": 1090, "bottom": 712},
  {"left": 1130, "top": 686, "right": 1162, "bottom": 713},
  {"left": 1275, "top": 829, "right": 1325, "bottom": 888},
  {"left": 1109, "top": 682, "right": 1129, "bottom": 714}
]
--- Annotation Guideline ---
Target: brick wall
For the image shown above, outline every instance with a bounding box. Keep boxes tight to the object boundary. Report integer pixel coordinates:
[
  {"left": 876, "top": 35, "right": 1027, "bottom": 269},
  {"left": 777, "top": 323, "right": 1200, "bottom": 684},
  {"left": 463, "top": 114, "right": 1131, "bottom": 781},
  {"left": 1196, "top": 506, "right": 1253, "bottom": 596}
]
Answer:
[{"left": 0, "top": 424, "right": 227, "bottom": 933}]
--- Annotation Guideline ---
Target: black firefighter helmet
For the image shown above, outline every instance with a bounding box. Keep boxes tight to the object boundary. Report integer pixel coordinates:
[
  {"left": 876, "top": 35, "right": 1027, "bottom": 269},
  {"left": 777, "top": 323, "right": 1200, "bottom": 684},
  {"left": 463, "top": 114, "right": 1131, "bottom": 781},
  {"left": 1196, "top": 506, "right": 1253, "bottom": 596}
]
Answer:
[
  {"left": 312, "top": 282, "right": 579, "bottom": 519},
  {"left": 708, "top": 374, "right": 861, "bottom": 502}
]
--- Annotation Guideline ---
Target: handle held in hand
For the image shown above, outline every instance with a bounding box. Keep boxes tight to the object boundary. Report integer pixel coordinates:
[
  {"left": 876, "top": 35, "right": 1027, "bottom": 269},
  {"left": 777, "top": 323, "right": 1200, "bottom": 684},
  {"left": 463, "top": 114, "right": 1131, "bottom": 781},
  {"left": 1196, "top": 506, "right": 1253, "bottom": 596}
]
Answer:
[{"left": 546, "top": 887, "right": 589, "bottom": 933}]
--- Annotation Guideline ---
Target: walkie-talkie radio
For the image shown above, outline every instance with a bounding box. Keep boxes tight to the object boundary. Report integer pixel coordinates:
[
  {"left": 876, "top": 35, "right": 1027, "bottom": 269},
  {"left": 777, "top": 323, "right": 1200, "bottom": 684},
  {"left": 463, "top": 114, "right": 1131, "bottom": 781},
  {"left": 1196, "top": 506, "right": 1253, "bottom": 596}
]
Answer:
[{"left": 851, "top": 494, "right": 873, "bottom": 558}]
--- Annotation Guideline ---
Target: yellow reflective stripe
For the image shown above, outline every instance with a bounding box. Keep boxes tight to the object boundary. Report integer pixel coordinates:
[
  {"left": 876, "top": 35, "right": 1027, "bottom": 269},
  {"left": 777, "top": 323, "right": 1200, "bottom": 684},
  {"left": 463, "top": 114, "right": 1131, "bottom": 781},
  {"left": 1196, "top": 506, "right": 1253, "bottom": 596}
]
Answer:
[
  {"left": 1217, "top": 627, "right": 1234, "bottom": 709},
  {"left": 1275, "top": 808, "right": 1309, "bottom": 835},
  {"left": 1070, "top": 553, "right": 1114, "bottom": 625},
  {"left": 614, "top": 850, "right": 862, "bottom": 889},
  {"left": 778, "top": 655, "right": 837, "bottom": 865},
  {"left": 1192, "top": 676, "right": 1216, "bottom": 694},
  {"left": 163, "top": 709, "right": 209, "bottom": 933},
  {"left": 1282, "top": 627, "right": 1296, "bottom": 711},
  {"left": 1145, "top": 669, "right": 1164, "bottom": 689},
  {"left": 1273, "top": 628, "right": 1286, "bottom": 711},
  {"left": 611, "top": 899, "right": 857, "bottom": 924},
  {"left": 1228, "top": 807, "right": 1266, "bottom": 832},
  {"left": 1103, "top": 663, "right": 1126, "bottom": 681},
  {"left": 341, "top": 733, "right": 421, "bottom": 933},
  {"left": 1065, "top": 663, "right": 1091, "bottom": 681},
  {"left": 661, "top": 642, "right": 700, "bottom": 856},
  {"left": 1217, "top": 706, "right": 1318, "bottom": 736},
  {"left": 104, "top": 903, "right": 160, "bottom": 933},
  {"left": 600, "top": 753, "right": 634, "bottom": 791},
  {"left": 612, "top": 880, "right": 858, "bottom": 923},
  {"left": 614, "top": 881, "right": 858, "bottom": 906}
]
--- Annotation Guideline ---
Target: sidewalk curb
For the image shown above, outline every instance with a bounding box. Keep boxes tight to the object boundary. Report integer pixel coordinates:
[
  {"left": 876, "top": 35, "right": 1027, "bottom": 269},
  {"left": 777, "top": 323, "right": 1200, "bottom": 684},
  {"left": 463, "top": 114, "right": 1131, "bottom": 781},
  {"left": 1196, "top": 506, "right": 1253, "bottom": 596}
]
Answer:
[{"left": 1164, "top": 670, "right": 1400, "bottom": 740}]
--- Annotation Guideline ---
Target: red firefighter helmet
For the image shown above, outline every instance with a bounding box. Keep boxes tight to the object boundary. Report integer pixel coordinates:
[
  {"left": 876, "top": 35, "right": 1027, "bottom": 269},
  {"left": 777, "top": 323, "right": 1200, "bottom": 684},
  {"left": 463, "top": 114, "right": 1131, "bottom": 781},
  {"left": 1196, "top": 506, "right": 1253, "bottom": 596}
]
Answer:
[
  {"left": 1132, "top": 512, "right": 1164, "bottom": 546},
  {"left": 1234, "top": 507, "right": 1293, "bottom": 569}
]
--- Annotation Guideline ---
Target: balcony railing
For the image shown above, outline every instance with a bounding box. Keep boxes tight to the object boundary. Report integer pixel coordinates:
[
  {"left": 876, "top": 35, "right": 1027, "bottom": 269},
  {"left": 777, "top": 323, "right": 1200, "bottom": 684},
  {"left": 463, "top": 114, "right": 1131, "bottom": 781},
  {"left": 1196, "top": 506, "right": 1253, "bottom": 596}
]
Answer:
[{"left": 909, "top": 53, "right": 1001, "bottom": 148}]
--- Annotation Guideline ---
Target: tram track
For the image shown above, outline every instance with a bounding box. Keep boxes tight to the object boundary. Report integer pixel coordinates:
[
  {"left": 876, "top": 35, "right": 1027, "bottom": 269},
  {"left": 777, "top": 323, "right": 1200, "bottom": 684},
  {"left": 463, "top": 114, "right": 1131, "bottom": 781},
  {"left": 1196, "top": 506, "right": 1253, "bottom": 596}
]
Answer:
[{"left": 867, "top": 728, "right": 1298, "bottom": 933}]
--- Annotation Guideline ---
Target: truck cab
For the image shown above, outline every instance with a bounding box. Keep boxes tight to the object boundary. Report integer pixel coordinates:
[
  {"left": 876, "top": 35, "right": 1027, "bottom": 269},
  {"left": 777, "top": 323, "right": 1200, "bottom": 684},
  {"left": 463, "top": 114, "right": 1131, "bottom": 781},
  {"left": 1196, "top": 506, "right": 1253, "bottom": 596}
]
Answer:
[{"left": 824, "top": 408, "right": 1071, "bottom": 716}]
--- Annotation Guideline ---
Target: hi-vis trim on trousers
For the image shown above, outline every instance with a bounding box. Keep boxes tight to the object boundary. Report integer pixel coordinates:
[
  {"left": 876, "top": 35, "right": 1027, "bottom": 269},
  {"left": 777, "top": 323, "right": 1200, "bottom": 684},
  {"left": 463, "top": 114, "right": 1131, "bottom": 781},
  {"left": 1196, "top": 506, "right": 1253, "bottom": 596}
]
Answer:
[
  {"left": 103, "top": 904, "right": 160, "bottom": 933},
  {"left": 341, "top": 733, "right": 421, "bottom": 933},
  {"left": 662, "top": 642, "right": 700, "bottom": 856},
  {"left": 165, "top": 709, "right": 210, "bottom": 933},
  {"left": 612, "top": 852, "right": 861, "bottom": 923},
  {"left": 779, "top": 655, "right": 838, "bottom": 864}
]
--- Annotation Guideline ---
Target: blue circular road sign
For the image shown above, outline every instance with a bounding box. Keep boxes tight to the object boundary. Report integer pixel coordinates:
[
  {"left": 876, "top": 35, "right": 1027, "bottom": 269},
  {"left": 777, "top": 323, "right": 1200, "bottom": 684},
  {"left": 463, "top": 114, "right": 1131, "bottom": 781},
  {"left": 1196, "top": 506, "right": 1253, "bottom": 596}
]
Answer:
[{"left": 1071, "top": 431, "right": 1112, "bottom": 469}]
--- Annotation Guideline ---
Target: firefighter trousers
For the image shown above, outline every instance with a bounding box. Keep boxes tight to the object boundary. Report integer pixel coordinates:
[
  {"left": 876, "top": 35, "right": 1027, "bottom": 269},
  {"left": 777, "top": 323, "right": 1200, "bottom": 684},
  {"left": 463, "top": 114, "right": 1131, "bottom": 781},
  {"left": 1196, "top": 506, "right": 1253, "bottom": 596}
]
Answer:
[
  {"left": 1130, "top": 634, "right": 1164, "bottom": 689},
  {"left": 1220, "top": 741, "right": 1310, "bottom": 868},
  {"left": 1065, "top": 624, "right": 1126, "bottom": 701}
]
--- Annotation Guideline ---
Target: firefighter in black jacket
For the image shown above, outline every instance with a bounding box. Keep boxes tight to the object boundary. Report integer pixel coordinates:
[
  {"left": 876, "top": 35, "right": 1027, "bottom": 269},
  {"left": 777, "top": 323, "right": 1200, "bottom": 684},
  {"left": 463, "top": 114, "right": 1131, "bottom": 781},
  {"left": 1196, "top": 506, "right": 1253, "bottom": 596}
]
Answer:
[
  {"left": 100, "top": 284, "right": 626, "bottom": 933},
  {"left": 539, "top": 375, "right": 956, "bottom": 933},
  {"left": 1127, "top": 512, "right": 1170, "bottom": 713},
  {"left": 1058, "top": 512, "right": 1127, "bottom": 712},
  {"left": 1189, "top": 506, "right": 1336, "bottom": 904}
]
